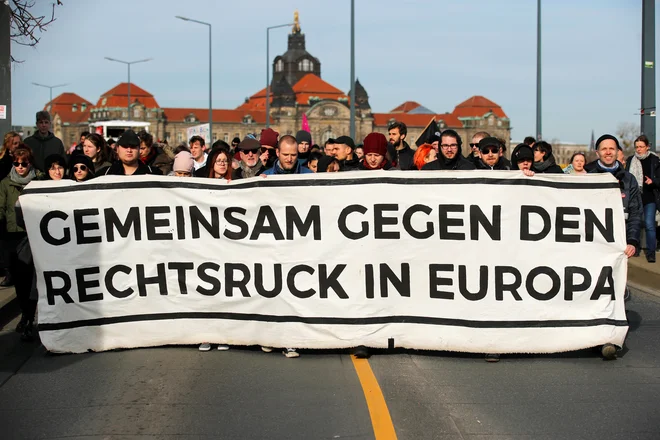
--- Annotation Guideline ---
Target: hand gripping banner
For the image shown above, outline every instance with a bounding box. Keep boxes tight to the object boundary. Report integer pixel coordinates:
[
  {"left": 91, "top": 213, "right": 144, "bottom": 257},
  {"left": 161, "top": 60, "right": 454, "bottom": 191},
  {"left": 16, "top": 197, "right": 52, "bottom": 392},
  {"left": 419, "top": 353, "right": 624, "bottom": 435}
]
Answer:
[{"left": 19, "top": 171, "right": 629, "bottom": 354}]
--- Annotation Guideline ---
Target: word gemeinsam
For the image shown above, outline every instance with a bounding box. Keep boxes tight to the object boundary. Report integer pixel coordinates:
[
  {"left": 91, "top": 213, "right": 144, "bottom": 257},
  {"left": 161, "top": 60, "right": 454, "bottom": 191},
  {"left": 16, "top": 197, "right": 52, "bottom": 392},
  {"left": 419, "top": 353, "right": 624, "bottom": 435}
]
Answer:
[
  {"left": 38, "top": 204, "right": 614, "bottom": 245},
  {"left": 44, "top": 262, "right": 617, "bottom": 306}
]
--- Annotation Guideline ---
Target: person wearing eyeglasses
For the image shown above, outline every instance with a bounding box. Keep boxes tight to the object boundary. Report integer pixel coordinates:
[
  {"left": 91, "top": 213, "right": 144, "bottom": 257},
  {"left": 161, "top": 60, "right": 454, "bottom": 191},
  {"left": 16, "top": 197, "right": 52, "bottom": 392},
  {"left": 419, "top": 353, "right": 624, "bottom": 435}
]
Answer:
[
  {"left": 44, "top": 154, "right": 66, "bottom": 181},
  {"left": 68, "top": 154, "right": 95, "bottom": 182},
  {"left": 475, "top": 137, "right": 511, "bottom": 170},
  {"left": 468, "top": 131, "right": 490, "bottom": 167},
  {"left": 100, "top": 130, "right": 161, "bottom": 176},
  {"left": 205, "top": 148, "right": 233, "bottom": 180},
  {"left": 422, "top": 129, "right": 476, "bottom": 171},
  {"left": 0, "top": 144, "right": 43, "bottom": 341},
  {"left": 232, "top": 137, "right": 265, "bottom": 180}
]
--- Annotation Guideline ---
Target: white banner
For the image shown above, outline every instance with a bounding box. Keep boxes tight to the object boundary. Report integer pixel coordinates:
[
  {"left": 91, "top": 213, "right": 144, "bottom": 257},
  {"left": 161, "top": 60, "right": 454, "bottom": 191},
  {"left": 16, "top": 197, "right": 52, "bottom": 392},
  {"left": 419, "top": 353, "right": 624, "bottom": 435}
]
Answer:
[
  {"left": 20, "top": 172, "right": 629, "bottom": 354},
  {"left": 186, "top": 123, "right": 210, "bottom": 146}
]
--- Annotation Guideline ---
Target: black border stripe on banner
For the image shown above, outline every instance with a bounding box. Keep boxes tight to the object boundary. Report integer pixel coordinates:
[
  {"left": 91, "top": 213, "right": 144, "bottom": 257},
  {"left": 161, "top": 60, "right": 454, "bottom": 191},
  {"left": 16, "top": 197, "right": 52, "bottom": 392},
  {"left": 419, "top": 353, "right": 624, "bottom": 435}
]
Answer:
[
  {"left": 37, "top": 312, "right": 629, "bottom": 331},
  {"left": 21, "top": 176, "right": 620, "bottom": 196}
]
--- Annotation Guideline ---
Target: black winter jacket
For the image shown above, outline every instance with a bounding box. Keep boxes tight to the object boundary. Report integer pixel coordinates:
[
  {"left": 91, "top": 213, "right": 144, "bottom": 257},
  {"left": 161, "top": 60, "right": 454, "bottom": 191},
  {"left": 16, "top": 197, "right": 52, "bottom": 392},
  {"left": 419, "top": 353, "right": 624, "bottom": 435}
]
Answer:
[{"left": 386, "top": 141, "right": 415, "bottom": 170}]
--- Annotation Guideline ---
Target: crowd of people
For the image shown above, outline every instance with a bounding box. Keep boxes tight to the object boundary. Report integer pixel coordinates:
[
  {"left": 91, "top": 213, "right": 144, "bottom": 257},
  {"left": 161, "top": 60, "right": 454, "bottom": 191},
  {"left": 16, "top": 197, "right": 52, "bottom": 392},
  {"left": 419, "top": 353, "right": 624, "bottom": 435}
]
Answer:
[{"left": 1, "top": 109, "right": 659, "bottom": 360}]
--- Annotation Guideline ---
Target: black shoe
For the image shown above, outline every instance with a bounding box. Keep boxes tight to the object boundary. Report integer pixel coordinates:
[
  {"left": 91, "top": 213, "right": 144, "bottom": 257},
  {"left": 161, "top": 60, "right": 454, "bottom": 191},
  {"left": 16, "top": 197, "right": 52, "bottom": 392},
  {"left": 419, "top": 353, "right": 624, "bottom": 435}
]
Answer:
[
  {"left": 601, "top": 344, "right": 617, "bottom": 360},
  {"left": 20, "top": 322, "right": 34, "bottom": 342},
  {"left": 353, "top": 345, "right": 369, "bottom": 359},
  {"left": 15, "top": 317, "right": 28, "bottom": 333},
  {"left": 0, "top": 274, "right": 14, "bottom": 287},
  {"left": 485, "top": 353, "right": 500, "bottom": 362},
  {"left": 647, "top": 253, "right": 656, "bottom": 263}
]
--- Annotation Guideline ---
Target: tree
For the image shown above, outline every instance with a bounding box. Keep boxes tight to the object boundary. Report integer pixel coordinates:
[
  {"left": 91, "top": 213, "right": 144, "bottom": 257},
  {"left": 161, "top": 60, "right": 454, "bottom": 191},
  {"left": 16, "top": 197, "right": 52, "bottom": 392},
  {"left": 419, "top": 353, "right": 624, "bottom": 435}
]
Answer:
[
  {"left": 8, "top": 0, "right": 62, "bottom": 62},
  {"left": 616, "top": 122, "right": 640, "bottom": 157}
]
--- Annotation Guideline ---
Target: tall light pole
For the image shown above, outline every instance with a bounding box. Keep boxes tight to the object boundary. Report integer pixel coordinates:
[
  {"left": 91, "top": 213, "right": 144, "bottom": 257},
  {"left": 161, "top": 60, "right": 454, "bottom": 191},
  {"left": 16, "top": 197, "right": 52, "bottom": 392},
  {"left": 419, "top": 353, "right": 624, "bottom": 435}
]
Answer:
[
  {"left": 350, "top": 0, "right": 356, "bottom": 140},
  {"left": 176, "top": 16, "right": 212, "bottom": 138},
  {"left": 266, "top": 23, "right": 294, "bottom": 128},
  {"left": 641, "top": 0, "right": 656, "bottom": 151},
  {"left": 536, "top": 0, "right": 542, "bottom": 141},
  {"left": 104, "top": 57, "right": 152, "bottom": 121},
  {"left": 32, "top": 82, "right": 69, "bottom": 106}
]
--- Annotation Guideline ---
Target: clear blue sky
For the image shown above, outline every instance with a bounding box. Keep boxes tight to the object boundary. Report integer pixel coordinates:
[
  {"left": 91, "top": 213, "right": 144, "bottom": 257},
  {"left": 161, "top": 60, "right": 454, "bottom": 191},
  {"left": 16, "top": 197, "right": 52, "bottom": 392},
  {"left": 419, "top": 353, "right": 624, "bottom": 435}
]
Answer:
[{"left": 9, "top": 0, "right": 655, "bottom": 143}]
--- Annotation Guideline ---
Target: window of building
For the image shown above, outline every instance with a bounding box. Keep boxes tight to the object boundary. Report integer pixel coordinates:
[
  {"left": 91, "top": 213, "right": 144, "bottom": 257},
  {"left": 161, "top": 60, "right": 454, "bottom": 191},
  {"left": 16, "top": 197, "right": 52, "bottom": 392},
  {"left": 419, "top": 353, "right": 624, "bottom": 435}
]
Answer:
[
  {"left": 243, "top": 115, "right": 253, "bottom": 124},
  {"left": 165, "top": 132, "right": 170, "bottom": 141},
  {"left": 497, "top": 120, "right": 502, "bottom": 127},
  {"left": 81, "top": 103, "right": 87, "bottom": 111},
  {"left": 275, "top": 59, "right": 283, "bottom": 72},
  {"left": 224, "top": 133, "right": 229, "bottom": 142},
  {"left": 134, "top": 108, "right": 141, "bottom": 119},
  {"left": 122, "top": 111, "right": 128, "bottom": 118},
  {"left": 177, "top": 132, "right": 183, "bottom": 142},
  {"left": 488, "top": 116, "right": 494, "bottom": 126},
  {"left": 72, "top": 104, "right": 77, "bottom": 112},
  {"left": 299, "top": 59, "right": 313, "bottom": 71},
  {"left": 213, "top": 133, "right": 218, "bottom": 142}
]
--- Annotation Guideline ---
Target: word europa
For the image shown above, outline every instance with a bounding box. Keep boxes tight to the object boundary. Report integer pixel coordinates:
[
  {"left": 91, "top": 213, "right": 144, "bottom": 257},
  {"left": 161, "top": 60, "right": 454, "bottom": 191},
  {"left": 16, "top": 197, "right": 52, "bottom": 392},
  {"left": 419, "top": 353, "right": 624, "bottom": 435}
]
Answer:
[
  {"left": 43, "top": 262, "right": 617, "bottom": 306},
  {"left": 38, "top": 204, "right": 615, "bottom": 245}
]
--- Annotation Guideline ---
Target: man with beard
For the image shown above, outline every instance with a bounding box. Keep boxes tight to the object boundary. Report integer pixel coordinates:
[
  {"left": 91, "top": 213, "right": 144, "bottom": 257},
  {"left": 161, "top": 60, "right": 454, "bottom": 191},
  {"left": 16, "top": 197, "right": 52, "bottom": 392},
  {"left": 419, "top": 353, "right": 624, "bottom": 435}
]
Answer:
[
  {"left": 334, "top": 135, "right": 360, "bottom": 171},
  {"left": 101, "top": 130, "right": 161, "bottom": 175},
  {"left": 475, "top": 137, "right": 511, "bottom": 170},
  {"left": 468, "top": 131, "right": 490, "bottom": 166},
  {"left": 232, "top": 137, "right": 265, "bottom": 179},
  {"left": 296, "top": 130, "right": 312, "bottom": 166},
  {"left": 263, "top": 135, "right": 313, "bottom": 175},
  {"left": 422, "top": 129, "right": 475, "bottom": 170},
  {"left": 387, "top": 121, "right": 415, "bottom": 170},
  {"left": 259, "top": 128, "right": 279, "bottom": 169}
]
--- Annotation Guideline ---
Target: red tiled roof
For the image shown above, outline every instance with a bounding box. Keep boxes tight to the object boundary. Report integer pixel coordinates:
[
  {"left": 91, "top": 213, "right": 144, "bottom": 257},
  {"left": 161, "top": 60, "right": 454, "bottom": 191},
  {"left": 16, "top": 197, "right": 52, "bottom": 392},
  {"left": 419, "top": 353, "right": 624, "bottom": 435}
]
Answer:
[
  {"left": 390, "top": 101, "right": 421, "bottom": 113},
  {"left": 163, "top": 108, "right": 271, "bottom": 124},
  {"left": 95, "top": 83, "right": 160, "bottom": 108},
  {"left": 292, "top": 74, "right": 345, "bottom": 95},
  {"left": 46, "top": 92, "right": 93, "bottom": 124},
  {"left": 372, "top": 113, "right": 463, "bottom": 128},
  {"left": 452, "top": 95, "right": 507, "bottom": 118}
]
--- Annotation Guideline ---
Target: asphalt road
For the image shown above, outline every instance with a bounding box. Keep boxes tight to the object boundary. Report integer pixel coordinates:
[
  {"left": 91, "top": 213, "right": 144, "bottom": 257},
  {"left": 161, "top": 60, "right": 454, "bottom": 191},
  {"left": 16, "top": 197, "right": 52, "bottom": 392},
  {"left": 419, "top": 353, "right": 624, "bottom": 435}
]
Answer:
[{"left": 0, "top": 287, "right": 659, "bottom": 440}]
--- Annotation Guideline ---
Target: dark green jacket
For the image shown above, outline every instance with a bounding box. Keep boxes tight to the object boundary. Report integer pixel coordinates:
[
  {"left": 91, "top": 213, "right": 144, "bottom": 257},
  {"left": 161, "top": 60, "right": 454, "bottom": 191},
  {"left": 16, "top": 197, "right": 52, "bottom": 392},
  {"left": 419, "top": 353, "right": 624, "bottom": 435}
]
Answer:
[
  {"left": 23, "top": 131, "right": 66, "bottom": 172},
  {"left": 0, "top": 172, "right": 43, "bottom": 236}
]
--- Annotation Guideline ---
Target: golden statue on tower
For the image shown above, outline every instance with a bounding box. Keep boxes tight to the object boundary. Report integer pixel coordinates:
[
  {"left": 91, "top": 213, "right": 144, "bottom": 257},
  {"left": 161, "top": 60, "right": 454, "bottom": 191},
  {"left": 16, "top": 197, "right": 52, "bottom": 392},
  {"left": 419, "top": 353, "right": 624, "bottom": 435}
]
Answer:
[{"left": 293, "top": 10, "right": 301, "bottom": 34}]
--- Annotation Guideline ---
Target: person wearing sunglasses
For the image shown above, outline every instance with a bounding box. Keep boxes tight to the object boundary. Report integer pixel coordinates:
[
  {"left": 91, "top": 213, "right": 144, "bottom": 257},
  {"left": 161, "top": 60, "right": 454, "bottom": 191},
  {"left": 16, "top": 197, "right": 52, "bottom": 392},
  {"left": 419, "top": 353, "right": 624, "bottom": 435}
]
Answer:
[
  {"left": 0, "top": 145, "right": 43, "bottom": 341},
  {"left": 45, "top": 154, "right": 66, "bottom": 181},
  {"left": 68, "top": 154, "right": 95, "bottom": 182},
  {"left": 232, "top": 137, "right": 265, "bottom": 180},
  {"left": 468, "top": 131, "right": 490, "bottom": 166},
  {"left": 475, "top": 137, "right": 511, "bottom": 170}
]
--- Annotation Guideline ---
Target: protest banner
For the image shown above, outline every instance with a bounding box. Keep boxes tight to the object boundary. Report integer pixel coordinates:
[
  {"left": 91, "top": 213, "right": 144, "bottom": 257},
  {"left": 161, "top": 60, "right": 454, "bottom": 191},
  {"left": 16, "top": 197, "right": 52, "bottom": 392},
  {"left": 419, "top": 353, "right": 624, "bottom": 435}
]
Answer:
[
  {"left": 20, "top": 172, "right": 629, "bottom": 354},
  {"left": 186, "top": 123, "right": 210, "bottom": 145}
]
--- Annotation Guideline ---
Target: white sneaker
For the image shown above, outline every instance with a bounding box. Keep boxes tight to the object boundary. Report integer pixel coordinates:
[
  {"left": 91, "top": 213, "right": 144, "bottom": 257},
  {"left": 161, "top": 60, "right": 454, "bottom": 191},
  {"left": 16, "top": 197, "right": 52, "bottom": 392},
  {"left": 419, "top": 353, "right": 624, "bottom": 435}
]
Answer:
[
  {"left": 283, "top": 348, "right": 299, "bottom": 358},
  {"left": 261, "top": 346, "right": 273, "bottom": 353},
  {"left": 198, "top": 343, "right": 211, "bottom": 351},
  {"left": 217, "top": 344, "right": 229, "bottom": 351}
]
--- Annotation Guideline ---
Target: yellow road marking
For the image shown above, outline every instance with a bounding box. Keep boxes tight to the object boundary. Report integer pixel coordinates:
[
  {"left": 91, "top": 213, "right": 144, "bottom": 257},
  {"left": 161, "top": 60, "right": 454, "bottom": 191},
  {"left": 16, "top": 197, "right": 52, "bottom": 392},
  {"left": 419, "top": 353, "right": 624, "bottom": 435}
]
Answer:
[{"left": 351, "top": 354, "right": 398, "bottom": 440}]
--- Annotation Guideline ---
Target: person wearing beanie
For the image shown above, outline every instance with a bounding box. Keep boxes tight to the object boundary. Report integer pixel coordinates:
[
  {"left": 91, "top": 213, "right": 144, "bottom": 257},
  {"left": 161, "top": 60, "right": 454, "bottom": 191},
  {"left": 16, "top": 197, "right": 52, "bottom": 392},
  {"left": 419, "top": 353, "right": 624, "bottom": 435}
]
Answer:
[
  {"left": 68, "top": 153, "right": 95, "bottom": 182},
  {"left": 316, "top": 155, "right": 339, "bottom": 172},
  {"left": 305, "top": 151, "right": 324, "bottom": 172},
  {"left": 232, "top": 136, "right": 265, "bottom": 180},
  {"left": 295, "top": 130, "right": 312, "bottom": 165},
  {"left": 510, "top": 143, "right": 534, "bottom": 171},
  {"left": 260, "top": 128, "right": 279, "bottom": 169},
  {"left": 231, "top": 137, "right": 241, "bottom": 152},
  {"left": 44, "top": 154, "right": 66, "bottom": 180},
  {"left": 171, "top": 151, "right": 195, "bottom": 177},
  {"left": 262, "top": 135, "right": 313, "bottom": 176},
  {"left": 475, "top": 137, "right": 511, "bottom": 170},
  {"left": 531, "top": 141, "right": 563, "bottom": 173},
  {"left": 100, "top": 129, "right": 161, "bottom": 176},
  {"left": 334, "top": 135, "right": 360, "bottom": 171},
  {"left": 422, "top": 129, "right": 476, "bottom": 171},
  {"left": 359, "top": 132, "right": 391, "bottom": 170},
  {"left": 23, "top": 110, "right": 66, "bottom": 172}
]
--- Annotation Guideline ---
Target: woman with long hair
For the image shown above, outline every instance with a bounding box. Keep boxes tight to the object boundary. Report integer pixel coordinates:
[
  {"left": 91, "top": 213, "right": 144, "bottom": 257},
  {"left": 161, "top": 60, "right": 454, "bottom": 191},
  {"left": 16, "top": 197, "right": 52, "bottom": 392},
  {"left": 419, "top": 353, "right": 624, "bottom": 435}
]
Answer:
[
  {"left": 1, "top": 131, "right": 21, "bottom": 181},
  {"left": 413, "top": 143, "right": 438, "bottom": 170},
  {"left": 566, "top": 152, "right": 587, "bottom": 174},
  {"left": 206, "top": 148, "right": 233, "bottom": 180},
  {"left": 82, "top": 133, "right": 112, "bottom": 173}
]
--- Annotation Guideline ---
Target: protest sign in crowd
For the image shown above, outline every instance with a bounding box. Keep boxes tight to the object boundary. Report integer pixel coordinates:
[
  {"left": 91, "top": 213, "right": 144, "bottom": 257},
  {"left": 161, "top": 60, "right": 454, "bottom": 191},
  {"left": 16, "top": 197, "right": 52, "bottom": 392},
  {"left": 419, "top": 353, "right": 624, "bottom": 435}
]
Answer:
[{"left": 2, "top": 109, "right": 659, "bottom": 361}]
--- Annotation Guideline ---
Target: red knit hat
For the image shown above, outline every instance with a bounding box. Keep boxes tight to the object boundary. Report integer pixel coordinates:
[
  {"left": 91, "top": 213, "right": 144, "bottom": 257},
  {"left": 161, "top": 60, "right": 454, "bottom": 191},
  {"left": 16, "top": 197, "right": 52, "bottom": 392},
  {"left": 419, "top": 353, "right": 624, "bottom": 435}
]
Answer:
[
  {"left": 260, "top": 128, "right": 279, "bottom": 147},
  {"left": 363, "top": 132, "right": 388, "bottom": 157}
]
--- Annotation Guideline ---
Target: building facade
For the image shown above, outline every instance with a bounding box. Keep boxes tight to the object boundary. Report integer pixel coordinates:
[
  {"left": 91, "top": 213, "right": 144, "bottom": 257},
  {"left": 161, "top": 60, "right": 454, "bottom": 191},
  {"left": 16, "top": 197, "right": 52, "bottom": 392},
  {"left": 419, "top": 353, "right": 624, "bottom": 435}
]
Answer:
[{"left": 46, "top": 13, "right": 511, "bottom": 154}]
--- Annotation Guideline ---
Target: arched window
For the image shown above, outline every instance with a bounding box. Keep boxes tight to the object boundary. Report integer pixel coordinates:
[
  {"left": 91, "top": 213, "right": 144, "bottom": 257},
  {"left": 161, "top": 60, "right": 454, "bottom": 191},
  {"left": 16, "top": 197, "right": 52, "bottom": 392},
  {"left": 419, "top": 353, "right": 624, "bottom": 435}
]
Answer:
[
  {"left": 298, "top": 59, "right": 313, "bottom": 71},
  {"left": 275, "top": 59, "right": 283, "bottom": 72}
]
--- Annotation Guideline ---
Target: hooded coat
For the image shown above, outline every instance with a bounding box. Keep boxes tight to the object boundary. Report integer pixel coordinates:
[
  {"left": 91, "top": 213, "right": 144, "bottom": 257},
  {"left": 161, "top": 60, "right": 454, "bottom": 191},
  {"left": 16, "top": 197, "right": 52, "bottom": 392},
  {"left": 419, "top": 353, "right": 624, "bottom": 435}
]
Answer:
[
  {"left": 141, "top": 145, "right": 174, "bottom": 176},
  {"left": 23, "top": 131, "right": 66, "bottom": 172}
]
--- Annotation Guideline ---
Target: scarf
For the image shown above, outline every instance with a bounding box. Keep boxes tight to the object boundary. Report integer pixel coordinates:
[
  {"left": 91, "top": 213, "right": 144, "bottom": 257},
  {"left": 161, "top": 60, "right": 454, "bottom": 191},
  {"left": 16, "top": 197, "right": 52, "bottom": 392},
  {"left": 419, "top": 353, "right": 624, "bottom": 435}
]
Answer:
[
  {"left": 361, "top": 159, "right": 389, "bottom": 170},
  {"left": 597, "top": 160, "right": 620, "bottom": 173},
  {"left": 629, "top": 150, "right": 653, "bottom": 187},
  {"left": 10, "top": 166, "right": 36, "bottom": 186},
  {"left": 240, "top": 160, "right": 264, "bottom": 178},
  {"left": 533, "top": 155, "right": 557, "bottom": 172}
]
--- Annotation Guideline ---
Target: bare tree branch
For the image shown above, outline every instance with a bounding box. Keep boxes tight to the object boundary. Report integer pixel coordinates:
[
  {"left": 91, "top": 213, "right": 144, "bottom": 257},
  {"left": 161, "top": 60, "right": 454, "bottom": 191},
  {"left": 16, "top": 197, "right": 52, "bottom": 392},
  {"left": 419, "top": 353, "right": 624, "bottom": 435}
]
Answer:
[{"left": 8, "top": 0, "right": 61, "bottom": 48}]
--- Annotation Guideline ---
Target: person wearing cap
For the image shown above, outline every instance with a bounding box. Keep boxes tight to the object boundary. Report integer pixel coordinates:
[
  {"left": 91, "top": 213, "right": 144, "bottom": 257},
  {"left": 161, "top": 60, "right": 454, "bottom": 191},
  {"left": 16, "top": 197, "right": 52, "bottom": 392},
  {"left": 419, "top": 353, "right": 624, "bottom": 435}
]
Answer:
[
  {"left": 232, "top": 136, "right": 265, "bottom": 180},
  {"left": 316, "top": 155, "right": 340, "bottom": 172},
  {"left": 475, "top": 137, "right": 511, "bottom": 170},
  {"left": 23, "top": 110, "right": 66, "bottom": 172},
  {"left": 511, "top": 143, "right": 534, "bottom": 172},
  {"left": 259, "top": 128, "right": 279, "bottom": 169},
  {"left": 100, "top": 130, "right": 162, "bottom": 176},
  {"left": 262, "top": 135, "right": 313, "bottom": 175},
  {"left": 387, "top": 121, "right": 415, "bottom": 170},
  {"left": 138, "top": 130, "right": 173, "bottom": 175},
  {"left": 334, "top": 135, "right": 360, "bottom": 171},
  {"left": 531, "top": 141, "right": 563, "bottom": 174},
  {"left": 295, "top": 130, "right": 312, "bottom": 166},
  {"left": 359, "top": 132, "right": 391, "bottom": 170},
  {"left": 422, "top": 129, "right": 476, "bottom": 171},
  {"left": 170, "top": 151, "right": 195, "bottom": 177}
]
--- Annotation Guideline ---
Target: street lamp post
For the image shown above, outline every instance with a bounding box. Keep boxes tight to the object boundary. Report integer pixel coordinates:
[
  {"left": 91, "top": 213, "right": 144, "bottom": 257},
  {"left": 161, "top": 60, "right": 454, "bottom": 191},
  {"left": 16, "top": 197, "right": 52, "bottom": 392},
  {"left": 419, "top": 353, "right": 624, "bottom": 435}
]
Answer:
[
  {"left": 104, "top": 57, "right": 152, "bottom": 121},
  {"left": 536, "top": 0, "right": 542, "bottom": 141},
  {"left": 350, "top": 0, "right": 355, "bottom": 140},
  {"left": 176, "top": 16, "right": 212, "bottom": 138},
  {"left": 266, "top": 23, "right": 295, "bottom": 129},
  {"left": 32, "top": 82, "right": 69, "bottom": 106}
]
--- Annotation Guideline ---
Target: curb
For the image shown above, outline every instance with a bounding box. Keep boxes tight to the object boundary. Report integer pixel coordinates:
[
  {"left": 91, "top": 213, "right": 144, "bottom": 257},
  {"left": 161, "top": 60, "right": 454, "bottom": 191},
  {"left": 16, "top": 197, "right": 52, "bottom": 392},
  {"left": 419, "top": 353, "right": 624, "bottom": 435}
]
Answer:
[
  {"left": 0, "top": 288, "right": 18, "bottom": 329},
  {"left": 627, "top": 261, "right": 660, "bottom": 298}
]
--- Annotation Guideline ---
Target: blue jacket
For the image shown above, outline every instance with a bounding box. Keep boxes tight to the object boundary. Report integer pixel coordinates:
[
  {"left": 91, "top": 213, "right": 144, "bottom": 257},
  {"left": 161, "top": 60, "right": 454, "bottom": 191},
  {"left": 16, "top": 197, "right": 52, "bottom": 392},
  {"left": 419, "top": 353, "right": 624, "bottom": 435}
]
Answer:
[{"left": 263, "top": 160, "right": 314, "bottom": 175}]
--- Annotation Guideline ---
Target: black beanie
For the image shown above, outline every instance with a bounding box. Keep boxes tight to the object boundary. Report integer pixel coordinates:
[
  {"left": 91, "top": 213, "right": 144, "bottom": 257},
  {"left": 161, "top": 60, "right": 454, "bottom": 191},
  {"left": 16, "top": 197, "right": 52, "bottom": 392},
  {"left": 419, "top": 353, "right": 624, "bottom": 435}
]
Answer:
[
  {"left": 317, "top": 155, "right": 337, "bottom": 172},
  {"left": 69, "top": 153, "right": 95, "bottom": 181},
  {"left": 44, "top": 154, "right": 66, "bottom": 176},
  {"left": 595, "top": 134, "right": 622, "bottom": 151},
  {"left": 296, "top": 130, "right": 312, "bottom": 144}
]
